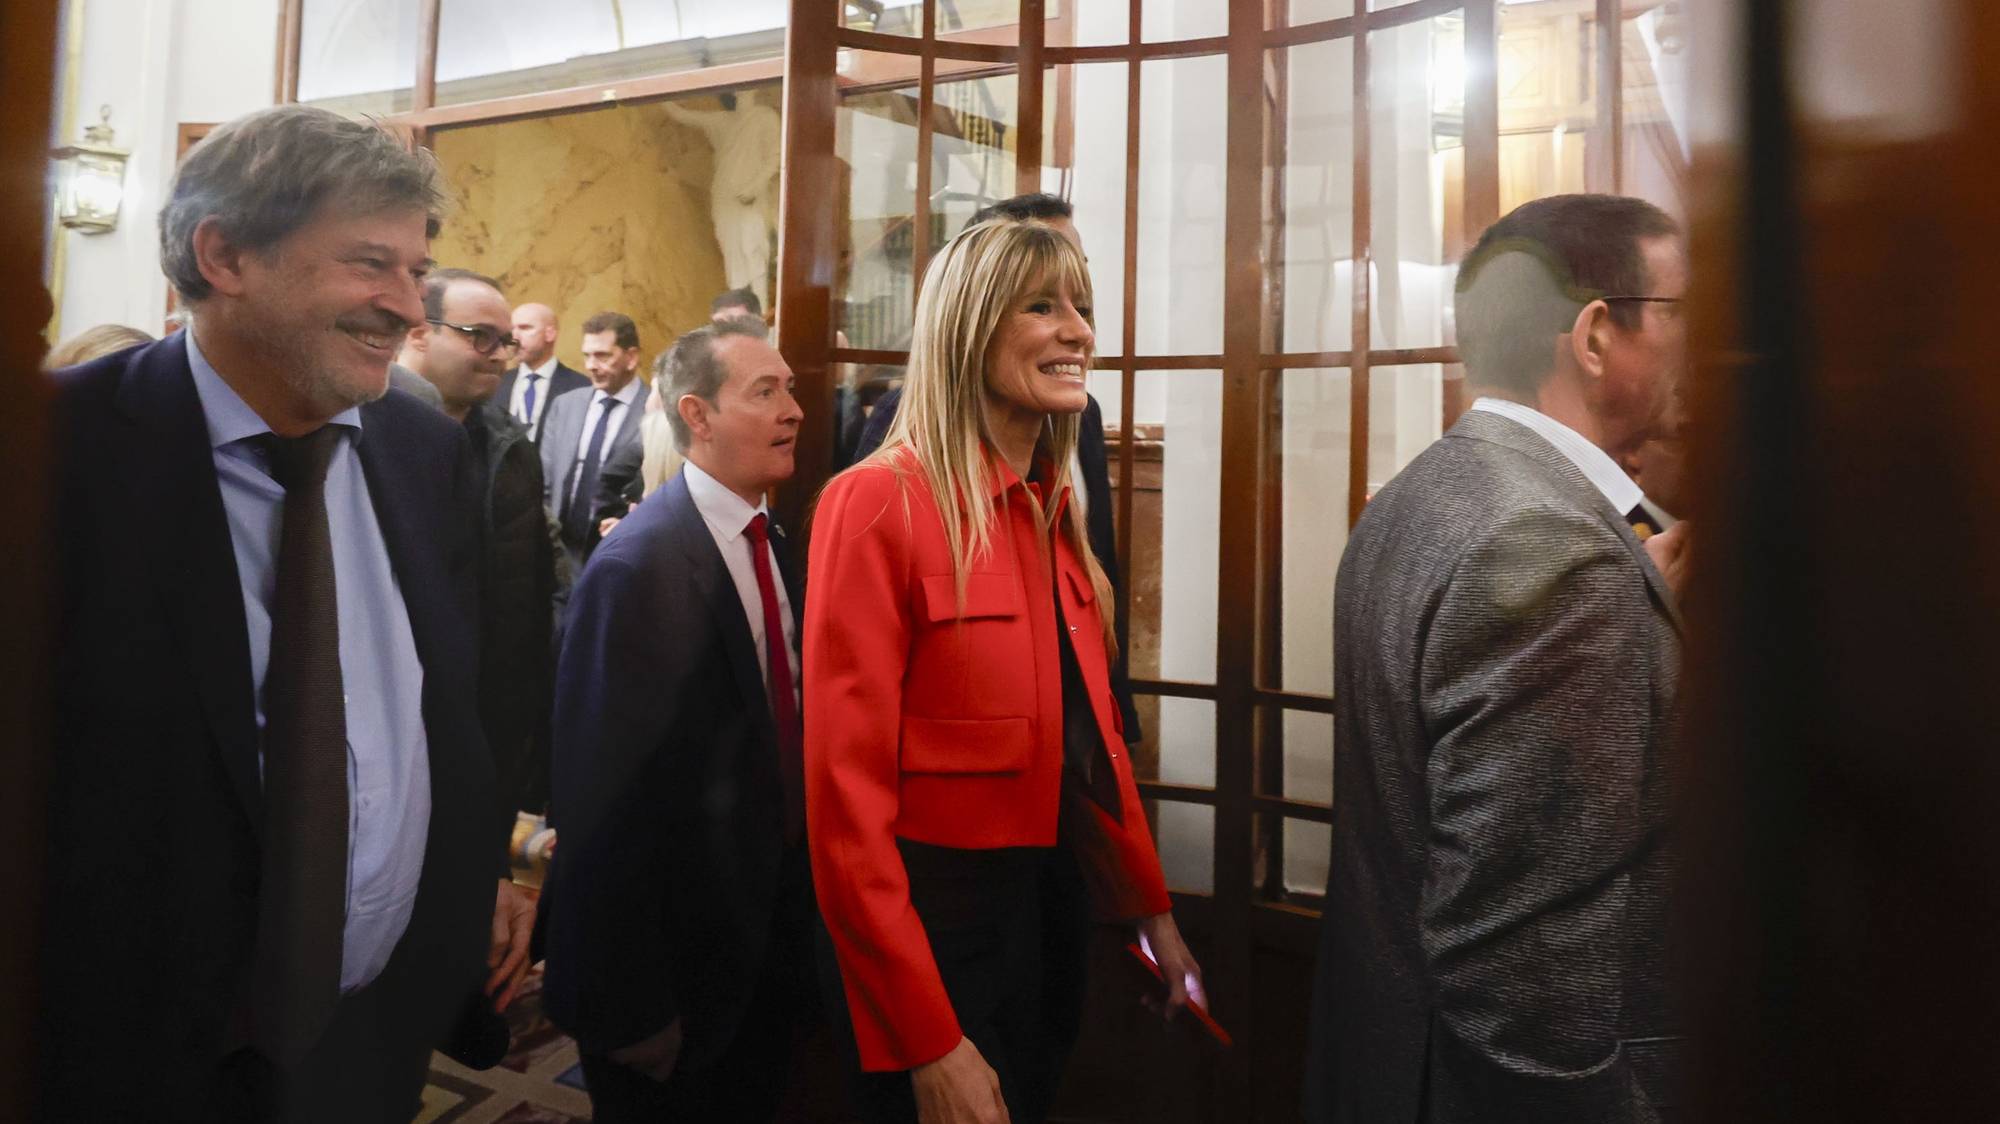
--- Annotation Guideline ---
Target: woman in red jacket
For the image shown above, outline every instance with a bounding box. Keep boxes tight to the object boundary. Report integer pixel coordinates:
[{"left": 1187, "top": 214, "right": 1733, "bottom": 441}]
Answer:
[{"left": 805, "top": 217, "right": 1204, "bottom": 1124}]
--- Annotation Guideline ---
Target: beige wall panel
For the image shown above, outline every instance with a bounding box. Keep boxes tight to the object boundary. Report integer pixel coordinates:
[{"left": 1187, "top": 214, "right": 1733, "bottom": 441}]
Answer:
[{"left": 429, "top": 88, "right": 779, "bottom": 371}]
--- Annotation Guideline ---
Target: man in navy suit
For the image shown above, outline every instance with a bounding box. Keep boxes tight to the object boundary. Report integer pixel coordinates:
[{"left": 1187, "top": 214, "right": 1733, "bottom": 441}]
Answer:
[
  {"left": 499, "top": 302, "right": 587, "bottom": 443},
  {"left": 542, "top": 317, "right": 817, "bottom": 1122},
  {"left": 41, "top": 105, "right": 516, "bottom": 1121}
]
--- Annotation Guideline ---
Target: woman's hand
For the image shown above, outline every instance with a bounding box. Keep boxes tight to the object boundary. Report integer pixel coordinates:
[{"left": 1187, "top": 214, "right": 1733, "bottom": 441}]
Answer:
[
  {"left": 1136, "top": 912, "right": 1206, "bottom": 1019},
  {"left": 911, "top": 1035, "right": 1010, "bottom": 1124}
]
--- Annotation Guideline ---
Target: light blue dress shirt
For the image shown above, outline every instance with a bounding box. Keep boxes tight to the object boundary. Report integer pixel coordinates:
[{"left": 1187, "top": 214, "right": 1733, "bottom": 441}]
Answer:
[{"left": 186, "top": 330, "right": 433, "bottom": 994}]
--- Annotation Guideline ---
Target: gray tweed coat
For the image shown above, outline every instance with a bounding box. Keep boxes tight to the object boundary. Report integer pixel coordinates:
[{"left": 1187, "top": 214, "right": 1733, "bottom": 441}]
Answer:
[{"left": 1306, "top": 408, "right": 1682, "bottom": 1124}]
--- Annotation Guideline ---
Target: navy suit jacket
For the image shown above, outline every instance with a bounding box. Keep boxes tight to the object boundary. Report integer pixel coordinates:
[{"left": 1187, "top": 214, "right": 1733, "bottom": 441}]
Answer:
[
  {"left": 541, "top": 468, "right": 804, "bottom": 1065},
  {"left": 498, "top": 360, "right": 588, "bottom": 441},
  {"left": 40, "top": 333, "right": 498, "bottom": 1118}
]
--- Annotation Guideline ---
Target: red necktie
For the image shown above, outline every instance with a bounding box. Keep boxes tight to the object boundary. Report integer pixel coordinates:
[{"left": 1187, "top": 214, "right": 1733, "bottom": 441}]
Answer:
[{"left": 743, "top": 513, "right": 804, "bottom": 843}]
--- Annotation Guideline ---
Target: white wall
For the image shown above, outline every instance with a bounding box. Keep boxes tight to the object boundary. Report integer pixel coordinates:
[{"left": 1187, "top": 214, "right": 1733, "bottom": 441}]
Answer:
[{"left": 54, "top": 0, "right": 278, "bottom": 342}]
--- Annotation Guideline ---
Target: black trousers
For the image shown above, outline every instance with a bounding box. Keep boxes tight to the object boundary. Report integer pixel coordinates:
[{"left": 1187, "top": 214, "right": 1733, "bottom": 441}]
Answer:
[
  {"left": 818, "top": 838, "right": 1093, "bottom": 1124},
  {"left": 211, "top": 971, "right": 438, "bottom": 1124},
  {"left": 581, "top": 847, "right": 821, "bottom": 1123}
]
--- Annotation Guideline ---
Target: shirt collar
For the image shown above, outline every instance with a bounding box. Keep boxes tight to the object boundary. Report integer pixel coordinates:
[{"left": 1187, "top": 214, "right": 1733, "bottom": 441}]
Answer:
[
  {"left": 185, "top": 325, "right": 362, "bottom": 451},
  {"left": 683, "top": 456, "right": 768, "bottom": 546},
  {"left": 598, "top": 377, "right": 641, "bottom": 408},
  {"left": 526, "top": 355, "right": 559, "bottom": 380},
  {"left": 1469, "top": 397, "right": 1643, "bottom": 515}
]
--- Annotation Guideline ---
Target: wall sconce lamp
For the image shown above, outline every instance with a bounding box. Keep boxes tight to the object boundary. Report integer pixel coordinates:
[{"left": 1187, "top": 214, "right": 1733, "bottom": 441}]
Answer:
[{"left": 52, "top": 105, "right": 130, "bottom": 235}]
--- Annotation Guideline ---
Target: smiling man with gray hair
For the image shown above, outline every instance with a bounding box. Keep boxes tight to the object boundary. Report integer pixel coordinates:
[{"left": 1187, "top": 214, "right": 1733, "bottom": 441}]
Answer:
[{"left": 45, "top": 104, "right": 507, "bottom": 1121}]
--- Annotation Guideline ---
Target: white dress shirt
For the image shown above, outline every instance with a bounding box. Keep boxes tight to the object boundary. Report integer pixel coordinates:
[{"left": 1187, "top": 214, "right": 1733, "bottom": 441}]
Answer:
[
  {"left": 566, "top": 377, "right": 642, "bottom": 507},
  {"left": 1470, "top": 397, "right": 1644, "bottom": 516},
  {"left": 510, "top": 355, "right": 561, "bottom": 437},
  {"left": 683, "top": 458, "right": 801, "bottom": 707}
]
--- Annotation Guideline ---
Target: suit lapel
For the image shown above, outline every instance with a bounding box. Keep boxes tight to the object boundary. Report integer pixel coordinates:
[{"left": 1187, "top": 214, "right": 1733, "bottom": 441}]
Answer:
[
  {"left": 115, "top": 334, "right": 264, "bottom": 832},
  {"left": 660, "top": 472, "right": 779, "bottom": 745}
]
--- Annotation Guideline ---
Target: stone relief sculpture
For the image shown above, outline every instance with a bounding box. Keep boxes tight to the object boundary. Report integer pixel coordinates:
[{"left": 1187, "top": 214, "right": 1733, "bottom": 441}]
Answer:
[{"left": 662, "top": 93, "right": 783, "bottom": 310}]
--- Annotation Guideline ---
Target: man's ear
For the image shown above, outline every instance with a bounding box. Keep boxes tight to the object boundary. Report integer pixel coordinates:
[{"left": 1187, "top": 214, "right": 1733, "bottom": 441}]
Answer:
[
  {"left": 1569, "top": 299, "right": 1613, "bottom": 382},
  {"left": 677, "top": 393, "right": 709, "bottom": 444},
  {"left": 190, "top": 216, "right": 254, "bottom": 299}
]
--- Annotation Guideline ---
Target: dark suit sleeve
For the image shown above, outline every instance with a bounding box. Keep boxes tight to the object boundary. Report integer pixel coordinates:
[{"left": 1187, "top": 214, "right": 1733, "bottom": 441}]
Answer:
[
  {"left": 543, "top": 550, "right": 690, "bottom": 1053},
  {"left": 592, "top": 439, "right": 644, "bottom": 526},
  {"left": 1078, "top": 396, "right": 1142, "bottom": 743},
  {"left": 1417, "top": 504, "right": 1661, "bottom": 1122},
  {"left": 852, "top": 386, "right": 900, "bottom": 461}
]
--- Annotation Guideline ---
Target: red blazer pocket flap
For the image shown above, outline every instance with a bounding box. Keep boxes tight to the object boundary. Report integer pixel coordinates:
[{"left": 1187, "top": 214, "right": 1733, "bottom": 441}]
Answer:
[
  {"left": 921, "top": 571, "right": 1022, "bottom": 622},
  {"left": 900, "top": 714, "right": 1034, "bottom": 773}
]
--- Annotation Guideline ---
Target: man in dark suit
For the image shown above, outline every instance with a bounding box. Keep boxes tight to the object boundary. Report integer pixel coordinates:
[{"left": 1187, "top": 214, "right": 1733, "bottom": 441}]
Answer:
[
  {"left": 399, "top": 267, "right": 557, "bottom": 1007},
  {"left": 852, "top": 192, "right": 1143, "bottom": 744},
  {"left": 542, "top": 318, "right": 816, "bottom": 1122},
  {"left": 499, "top": 301, "right": 587, "bottom": 442},
  {"left": 41, "top": 105, "right": 508, "bottom": 1121},
  {"left": 1306, "top": 194, "right": 1687, "bottom": 1124},
  {"left": 539, "top": 310, "right": 649, "bottom": 576}
]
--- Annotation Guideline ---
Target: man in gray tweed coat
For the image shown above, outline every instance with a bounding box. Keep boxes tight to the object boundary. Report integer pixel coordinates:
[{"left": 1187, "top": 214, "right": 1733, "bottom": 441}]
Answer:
[{"left": 1307, "top": 194, "right": 1688, "bottom": 1124}]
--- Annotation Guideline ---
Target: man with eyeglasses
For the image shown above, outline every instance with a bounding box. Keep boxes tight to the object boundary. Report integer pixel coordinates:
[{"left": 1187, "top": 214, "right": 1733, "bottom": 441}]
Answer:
[
  {"left": 540, "top": 310, "right": 651, "bottom": 575},
  {"left": 399, "top": 271, "right": 556, "bottom": 987},
  {"left": 1308, "top": 194, "right": 1688, "bottom": 1124}
]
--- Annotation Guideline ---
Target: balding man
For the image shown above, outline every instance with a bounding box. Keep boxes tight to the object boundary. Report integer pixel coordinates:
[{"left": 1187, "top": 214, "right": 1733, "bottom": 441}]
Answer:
[{"left": 500, "top": 302, "right": 587, "bottom": 442}]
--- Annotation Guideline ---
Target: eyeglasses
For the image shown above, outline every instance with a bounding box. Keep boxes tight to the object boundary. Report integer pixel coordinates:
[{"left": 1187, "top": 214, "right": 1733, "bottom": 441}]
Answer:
[{"left": 426, "top": 319, "right": 518, "bottom": 356}]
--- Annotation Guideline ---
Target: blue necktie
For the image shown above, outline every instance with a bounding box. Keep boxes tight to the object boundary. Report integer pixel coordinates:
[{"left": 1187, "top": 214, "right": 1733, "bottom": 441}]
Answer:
[
  {"left": 520, "top": 371, "right": 541, "bottom": 426},
  {"left": 564, "top": 394, "right": 616, "bottom": 543}
]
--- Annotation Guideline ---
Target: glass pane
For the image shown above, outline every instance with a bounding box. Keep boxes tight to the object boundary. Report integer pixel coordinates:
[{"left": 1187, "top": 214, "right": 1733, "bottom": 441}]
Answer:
[
  {"left": 937, "top": 0, "right": 1028, "bottom": 35},
  {"left": 928, "top": 73, "right": 1020, "bottom": 258},
  {"left": 1255, "top": 812, "right": 1332, "bottom": 898},
  {"left": 1622, "top": 0, "right": 1691, "bottom": 218},
  {"left": 1366, "top": 363, "right": 1444, "bottom": 494},
  {"left": 839, "top": 68, "right": 922, "bottom": 351},
  {"left": 1143, "top": 0, "right": 1227, "bottom": 43},
  {"left": 1135, "top": 54, "right": 1227, "bottom": 356},
  {"left": 1047, "top": 63, "right": 1129, "bottom": 357},
  {"left": 1153, "top": 801, "right": 1214, "bottom": 894},
  {"left": 1284, "top": 709, "right": 1334, "bottom": 805},
  {"left": 1271, "top": 40, "right": 1355, "bottom": 355},
  {"left": 1368, "top": 14, "right": 1464, "bottom": 350},
  {"left": 1122, "top": 371, "right": 1221, "bottom": 685},
  {"left": 1265, "top": 369, "right": 1351, "bottom": 696},
  {"left": 1284, "top": 0, "right": 1355, "bottom": 23},
  {"left": 1056, "top": 0, "right": 1132, "bottom": 47},
  {"left": 1151, "top": 698, "right": 1216, "bottom": 787},
  {"left": 435, "top": 0, "right": 787, "bottom": 106},
  {"left": 1497, "top": 0, "right": 1597, "bottom": 211},
  {"left": 851, "top": 0, "right": 922, "bottom": 35},
  {"left": 429, "top": 101, "right": 729, "bottom": 382},
  {"left": 297, "top": 0, "right": 418, "bottom": 114},
  {"left": 833, "top": 362, "right": 906, "bottom": 469}
]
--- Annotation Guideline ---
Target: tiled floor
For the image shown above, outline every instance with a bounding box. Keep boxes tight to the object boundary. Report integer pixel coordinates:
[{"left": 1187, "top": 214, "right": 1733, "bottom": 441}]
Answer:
[{"left": 416, "top": 970, "right": 592, "bottom": 1124}]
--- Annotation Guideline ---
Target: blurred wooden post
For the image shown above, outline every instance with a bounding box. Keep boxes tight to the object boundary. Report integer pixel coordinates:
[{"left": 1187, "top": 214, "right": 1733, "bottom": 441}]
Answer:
[
  {"left": 3, "top": 0, "right": 59, "bottom": 1114},
  {"left": 1684, "top": 0, "right": 2000, "bottom": 1118}
]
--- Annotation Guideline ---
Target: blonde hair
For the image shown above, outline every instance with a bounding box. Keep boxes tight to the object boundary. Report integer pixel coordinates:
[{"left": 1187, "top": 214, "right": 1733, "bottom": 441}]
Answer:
[
  {"left": 638, "top": 408, "right": 681, "bottom": 497},
  {"left": 45, "top": 323, "right": 154, "bottom": 370},
  {"left": 864, "top": 218, "right": 1116, "bottom": 654}
]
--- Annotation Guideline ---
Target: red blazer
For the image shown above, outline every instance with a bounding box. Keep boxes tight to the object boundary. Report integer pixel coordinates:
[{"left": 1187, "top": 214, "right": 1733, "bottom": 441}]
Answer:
[{"left": 804, "top": 448, "right": 1173, "bottom": 1072}]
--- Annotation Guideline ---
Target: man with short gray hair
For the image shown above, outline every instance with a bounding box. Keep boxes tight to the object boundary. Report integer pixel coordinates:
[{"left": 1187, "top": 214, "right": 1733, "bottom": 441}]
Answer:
[
  {"left": 1307, "top": 194, "right": 1687, "bottom": 1124},
  {"left": 543, "top": 319, "right": 821, "bottom": 1121},
  {"left": 46, "top": 104, "right": 505, "bottom": 1120}
]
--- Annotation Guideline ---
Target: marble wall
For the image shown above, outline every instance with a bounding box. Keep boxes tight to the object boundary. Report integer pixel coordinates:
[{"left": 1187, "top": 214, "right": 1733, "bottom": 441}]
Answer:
[{"left": 429, "top": 85, "right": 781, "bottom": 371}]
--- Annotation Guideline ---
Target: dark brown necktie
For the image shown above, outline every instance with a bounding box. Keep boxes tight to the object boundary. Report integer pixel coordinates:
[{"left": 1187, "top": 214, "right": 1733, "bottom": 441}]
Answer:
[{"left": 251, "top": 425, "right": 350, "bottom": 1067}]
